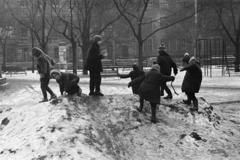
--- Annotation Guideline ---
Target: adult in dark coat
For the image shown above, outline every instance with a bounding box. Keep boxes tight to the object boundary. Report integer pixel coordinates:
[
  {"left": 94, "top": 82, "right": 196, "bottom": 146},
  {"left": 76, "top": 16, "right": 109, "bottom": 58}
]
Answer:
[
  {"left": 157, "top": 43, "right": 178, "bottom": 99},
  {"left": 118, "top": 64, "right": 144, "bottom": 94},
  {"left": 50, "top": 69, "right": 82, "bottom": 96},
  {"left": 128, "top": 64, "right": 175, "bottom": 123},
  {"left": 180, "top": 56, "right": 202, "bottom": 111},
  {"left": 32, "top": 47, "right": 57, "bottom": 103},
  {"left": 84, "top": 35, "right": 104, "bottom": 96}
]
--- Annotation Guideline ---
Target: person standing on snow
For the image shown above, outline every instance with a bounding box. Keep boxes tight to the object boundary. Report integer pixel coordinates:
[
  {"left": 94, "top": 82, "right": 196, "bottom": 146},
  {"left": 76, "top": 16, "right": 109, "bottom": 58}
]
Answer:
[
  {"left": 180, "top": 56, "right": 202, "bottom": 111},
  {"left": 32, "top": 47, "right": 57, "bottom": 103},
  {"left": 157, "top": 43, "right": 178, "bottom": 99},
  {"left": 128, "top": 64, "right": 175, "bottom": 123},
  {"left": 50, "top": 69, "right": 82, "bottom": 96},
  {"left": 84, "top": 35, "right": 105, "bottom": 96},
  {"left": 118, "top": 63, "right": 144, "bottom": 95}
]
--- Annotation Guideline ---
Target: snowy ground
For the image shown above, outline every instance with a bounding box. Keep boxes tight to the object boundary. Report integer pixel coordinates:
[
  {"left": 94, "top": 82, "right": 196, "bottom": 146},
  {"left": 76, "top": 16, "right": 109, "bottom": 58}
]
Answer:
[{"left": 0, "top": 67, "right": 240, "bottom": 160}]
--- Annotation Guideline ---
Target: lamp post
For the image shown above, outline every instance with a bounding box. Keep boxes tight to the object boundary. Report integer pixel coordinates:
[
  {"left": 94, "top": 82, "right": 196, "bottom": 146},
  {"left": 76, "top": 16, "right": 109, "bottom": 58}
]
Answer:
[{"left": 31, "top": 24, "right": 35, "bottom": 73}]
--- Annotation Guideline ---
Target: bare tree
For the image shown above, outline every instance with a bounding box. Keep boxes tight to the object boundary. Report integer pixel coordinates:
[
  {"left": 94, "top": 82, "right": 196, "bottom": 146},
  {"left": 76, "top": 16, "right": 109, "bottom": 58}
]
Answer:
[
  {"left": 112, "top": 0, "right": 199, "bottom": 69},
  {"left": 5, "top": 0, "right": 57, "bottom": 53},
  {"left": 0, "top": 0, "right": 15, "bottom": 69},
  {"left": 206, "top": 0, "right": 240, "bottom": 71}
]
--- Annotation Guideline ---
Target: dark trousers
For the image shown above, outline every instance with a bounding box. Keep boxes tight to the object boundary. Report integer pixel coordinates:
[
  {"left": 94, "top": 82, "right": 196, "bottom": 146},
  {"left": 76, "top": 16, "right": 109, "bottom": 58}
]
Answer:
[
  {"left": 139, "top": 98, "right": 157, "bottom": 120},
  {"left": 160, "top": 82, "right": 172, "bottom": 96},
  {"left": 67, "top": 79, "right": 80, "bottom": 95},
  {"left": 89, "top": 71, "right": 101, "bottom": 92},
  {"left": 40, "top": 77, "right": 54, "bottom": 99},
  {"left": 186, "top": 92, "right": 197, "bottom": 101}
]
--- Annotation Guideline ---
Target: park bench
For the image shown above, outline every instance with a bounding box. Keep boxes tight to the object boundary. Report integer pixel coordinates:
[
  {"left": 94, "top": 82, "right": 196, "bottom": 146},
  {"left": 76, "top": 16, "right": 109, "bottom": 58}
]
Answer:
[
  {"left": 101, "top": 60, "right": 120, "bottom": 78},
  {"left": 224, "top": 64, "right": 240, "bottom": 76},
  {"left": 4, "top": 65, "right": 27, "bottom": 76}
]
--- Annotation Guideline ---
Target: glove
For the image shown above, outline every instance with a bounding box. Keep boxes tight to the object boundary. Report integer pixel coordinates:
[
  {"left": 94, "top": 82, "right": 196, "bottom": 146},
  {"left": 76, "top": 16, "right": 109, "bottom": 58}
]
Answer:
[
  {"left": 180, "top": 68, "right": 184, "bottom": 72},
  {"left": 128, "top": 83, "right": 131, "bottom": 88},
  {"left": 174, "top": 70, "right": 178, "bottom": 76},
  {"left": 171, "top": 76, "right": 175, "bottom": 82}
]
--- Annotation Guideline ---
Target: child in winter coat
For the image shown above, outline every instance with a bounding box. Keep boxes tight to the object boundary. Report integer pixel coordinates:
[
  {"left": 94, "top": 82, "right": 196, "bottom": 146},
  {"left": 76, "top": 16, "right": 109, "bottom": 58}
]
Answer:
[
  {"left": 128, "top": 64, "right": 175, "bottom": 123},
  {"left": 32, "top": 47, "right": 57, "bottom": 103},
  {"left": 50, "top": 69, "right": 82, "bottom": 96},
  {"left": 118, "top": 63, "right": 144, "bottom": 94},
  {"left": 180, "top": 56, "right": 202, "bottom": 111}
]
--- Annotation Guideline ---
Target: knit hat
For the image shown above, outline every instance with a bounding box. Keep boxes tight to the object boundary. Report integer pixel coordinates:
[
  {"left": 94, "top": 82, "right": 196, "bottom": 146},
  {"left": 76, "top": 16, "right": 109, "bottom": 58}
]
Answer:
[
  {"left": 50, "top": 69, "right": 61, "bottom": 78},
  {"left": 93, "top": 35, "right": 102, "bottom": 42},
  {"left": 182, "top": 53, "right": 190, "bottom": 64},
  {"left": 32, "top": 47, "right": 43, "bottom": 57},
  {"left": 151, "top": 64, "right": 160, "bottom": 72},
  {"left": 189, "top": 56, "right": 196, "bottom": 63},
  {"left": 157, "top": 43, "right": 166, "bottom": 51},
  {"left": 132, "top": 63, "right": 138, "bottom": 70}
]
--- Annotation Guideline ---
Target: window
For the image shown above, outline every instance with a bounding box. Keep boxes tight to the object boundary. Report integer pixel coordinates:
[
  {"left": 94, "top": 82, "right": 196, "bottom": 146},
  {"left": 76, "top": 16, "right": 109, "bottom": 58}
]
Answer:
[
  {"left": 144, "top": 39, "right": 153, "bottom": 51},
  {"left": 21, "top": 27, "right": 28, "bottom": 38},
  {"left": 147, "top": 0, "right": 153, "bottom": 9},
  {"left": 143, "top": 17, "right": 152, "bottom": 30},
  {"left": 159, "top": 0, "right": 169, "bottom": 8},
  {"left": 54, "top": 47, "right": 59, "bottom": 59},
  {"left": 176, "top": 38, "right": 186, "bottom": 50},
  {"left": 160, "top": 39, "right": 170, "bottom": 50}
]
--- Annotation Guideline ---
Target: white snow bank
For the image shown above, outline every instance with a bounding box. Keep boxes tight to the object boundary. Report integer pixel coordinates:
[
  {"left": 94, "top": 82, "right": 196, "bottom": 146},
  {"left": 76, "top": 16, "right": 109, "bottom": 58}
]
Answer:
[{"left": 0, "top": 95, "right": 239, "bottom": 160}]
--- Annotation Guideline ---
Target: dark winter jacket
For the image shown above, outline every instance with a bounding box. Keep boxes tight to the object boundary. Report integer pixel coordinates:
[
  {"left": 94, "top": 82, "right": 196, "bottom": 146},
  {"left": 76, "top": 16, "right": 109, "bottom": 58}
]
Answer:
[
  {"left": 119, "top": 69, "right": 144, "bottom": 94},
  {"left": 84, "top": 42, "right": 104, "bottom": 72},
  {"left": 129, "top": 69, "right": 174, "bottom": 104},
  {"left": 33, "top": 47, "right": 55, "bottom": 79},
  {"left": 56, "top": 72, "right": 80, "bottom": 95},
  {"left": 157, "top": 51, "right": 178, "bottom": 76},
  {"left": 181, "top": 57, "right": 202, "bottom": 93}
]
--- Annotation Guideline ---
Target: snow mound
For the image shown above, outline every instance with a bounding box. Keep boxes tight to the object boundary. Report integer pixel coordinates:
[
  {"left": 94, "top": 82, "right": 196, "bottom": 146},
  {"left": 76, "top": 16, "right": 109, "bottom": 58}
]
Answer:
[{"left": 0, "top": 94, "right": 239, "bottom": 160}]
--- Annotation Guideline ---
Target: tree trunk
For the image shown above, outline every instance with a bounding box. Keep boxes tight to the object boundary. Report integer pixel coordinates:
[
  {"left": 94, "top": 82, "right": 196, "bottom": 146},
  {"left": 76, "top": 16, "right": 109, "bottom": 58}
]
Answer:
[
  {"left": 2, "top": 48, "right": 6, "bottom": 69},
  {"left": 82, "top": 45, "right": 89, "bottom": 75},
  {"left": 72, "top": 41, "right": 77, "bottom": 74},
  {"left": 235, "top": 38, "right": 240, "bottom": 72},
  {"left": 138, "top": 41, "right": 143, "bottom": 70}
]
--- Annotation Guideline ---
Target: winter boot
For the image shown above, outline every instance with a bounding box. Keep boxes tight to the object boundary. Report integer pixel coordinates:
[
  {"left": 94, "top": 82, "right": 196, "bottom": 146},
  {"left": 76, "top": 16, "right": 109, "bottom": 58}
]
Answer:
[
  {"left": 39, "top": 98, "right": 48, "bottom": 103},
  {"left": 137, "top": 98, "right": 144, "bottom": 112},
  {"left": 151, "top": 105, "right": 157, "bottom": 123},
  {"left": 163, "top": 95, "right": 173, "bottom": 99},
  {"left": 183, "top": 99, "right": 191, "bottom": 105},
  {"left": 190, "top": 99, "right": 198, "bottom": 111},
  {"left": 94, "top": 91, "right": 104, "bottom": 96},
  {"left": 89, "top": 91, "right": 95, "bottom": 96},
  {"left": 49, "top": 94, "right": 57, "bottom": 101}
]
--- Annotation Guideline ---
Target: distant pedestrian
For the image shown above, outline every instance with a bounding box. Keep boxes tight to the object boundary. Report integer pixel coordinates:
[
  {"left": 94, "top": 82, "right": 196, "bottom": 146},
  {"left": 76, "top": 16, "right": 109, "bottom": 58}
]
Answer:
[
  {"left": 182, "top": 52, "right": 190, "bottom": 67},
  {"left": 84, "top": 35, "right": 104, "bottom": 96},
  {"left": 128, "top": 64, "right": 175, "bottom": 123},
  {"left": 32, "top": 47, "right": 57, "bottom": 103},
  {"left": 180, "top": 56, "right": 202, "bottom": 111},
  {"left": 118, "top": 63, "right": 144, "bottom": 94},
  {"left": 50, "top": 69, "right": 82, "bottom": 96},
  {"left": 157, "top": 43, "right": 178, "bottom": 99}
]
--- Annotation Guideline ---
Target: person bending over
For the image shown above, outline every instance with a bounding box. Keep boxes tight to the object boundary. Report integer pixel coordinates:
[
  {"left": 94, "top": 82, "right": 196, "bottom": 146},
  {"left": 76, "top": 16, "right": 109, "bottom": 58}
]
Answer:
[{"left": 50, "top": 69, "right": 82, "bottom": 96}]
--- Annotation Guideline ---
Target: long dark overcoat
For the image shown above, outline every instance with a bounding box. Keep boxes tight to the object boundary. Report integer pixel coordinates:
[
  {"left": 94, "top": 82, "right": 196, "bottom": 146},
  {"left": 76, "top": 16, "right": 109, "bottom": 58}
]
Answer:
[
  {"left": 157, "top": 51, "right": 178, "bottom": 76},
  {"left": 129, "top": 69, "right": 173, "bottom": 104},
  {"left": 181, "top": 59, "right": 202, "bottom": 93},
  {"left": 119, "top": 69, "right": 144, "bottom": 94},
  {"left": 84, "top": 42, "right": 104, "bottom": 72}
]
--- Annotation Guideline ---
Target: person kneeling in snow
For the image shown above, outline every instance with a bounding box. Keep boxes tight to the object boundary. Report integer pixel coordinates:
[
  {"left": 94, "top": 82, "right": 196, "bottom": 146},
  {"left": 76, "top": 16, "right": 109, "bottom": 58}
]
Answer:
[
  {"left": 128, "top": 64, "right": 175, "bottom": 123},
  {"left": 50, "top": 69, "right": 82, "bottom": 96},
  {"left": 180, "top": 56, "right": 202, "bottom": 111}
]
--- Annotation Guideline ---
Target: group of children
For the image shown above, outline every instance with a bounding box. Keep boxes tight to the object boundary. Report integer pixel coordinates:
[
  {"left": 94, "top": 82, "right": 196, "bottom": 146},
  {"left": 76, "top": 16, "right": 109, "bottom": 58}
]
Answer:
[{"left": 33, "top": 40, "right": 202, "bottom": 124}]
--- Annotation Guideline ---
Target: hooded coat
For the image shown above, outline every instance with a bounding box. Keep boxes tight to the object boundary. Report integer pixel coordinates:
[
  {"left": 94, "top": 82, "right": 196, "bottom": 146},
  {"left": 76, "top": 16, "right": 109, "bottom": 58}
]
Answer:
[
  {"left": 129, "top": 69, "right": 174, "bottom": 104},
  {"left": 84, "top": 42, "right": 104, "bottom": 72},
  {"left": 181, "top": 57, "right": 202, "bottom": 93},
  {"left": 33, "top": 47, "right": 55, "bottom": 78},
  {"left": 119, "top": 67, "right": 144, "bottom": 94},
  {"left": 157, "top": 51, "right": 178, "bottom": 76},
  {"left": 55, "top": 72, "right": 80, "bottom": 95}
]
